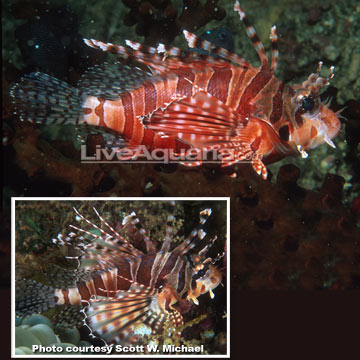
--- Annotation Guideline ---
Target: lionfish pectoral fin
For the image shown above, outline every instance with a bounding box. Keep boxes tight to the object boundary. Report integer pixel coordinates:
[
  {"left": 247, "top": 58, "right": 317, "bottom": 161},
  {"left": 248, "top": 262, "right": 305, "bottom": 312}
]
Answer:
[
  {"left": 218, "top": 142, "right": 268, "bottom": 179},
  {"left": 229, "top": 150, "right": 268, "bottom": 179},
  {"left": 85, "top": 288, "right": 169, "bottom": 344},
  {"left": 251, "top": 157, "right": 268, "bottom": 179},
  {"left": 144, "top": 90, "right": 242, "bottom": 144}
]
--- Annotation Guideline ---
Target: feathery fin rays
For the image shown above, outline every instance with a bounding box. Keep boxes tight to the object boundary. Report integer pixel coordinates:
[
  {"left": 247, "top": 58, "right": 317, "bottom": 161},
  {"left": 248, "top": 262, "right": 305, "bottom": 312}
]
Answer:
[
  {"left": 83, "top": 270, "right": 183, "bottom": 344},
  {"left": 85, "top": 35, "right": 234, "bottom": 73},
  {"left": 81, "top": 2, "right": 279, "bottom": 180},
  {"left": 48, "top": 203, "right": 223, "bottom": 345},
  {"left": 83, "top": 7, "right": 277, "bottom": 72},
  {"left": 69, "top": 207, "right": 143, "bottom": 264},
  {"left": 85, "top": 287, "right": 157, "bottom": 344},
  {"left": 144, "top": 90, "right": 268, "bottom": 179},
  {"left": 77, "top": 269, "right": 177, "bottom": 345}
]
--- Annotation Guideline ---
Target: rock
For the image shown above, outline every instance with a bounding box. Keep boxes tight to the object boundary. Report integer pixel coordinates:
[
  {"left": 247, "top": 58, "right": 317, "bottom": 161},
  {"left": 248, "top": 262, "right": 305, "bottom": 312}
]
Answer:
[
  {"left": 15, "top": 326, "right": 42, "bottom": 348},
  {"left": 22, "top": 314, "right": 53, "bottom": 328},
  {"left": 28, "top": 324, "right": 58, "bottom": 347},
  {"left": 59, "top": 327, "right": 80, "bottom": 346}
]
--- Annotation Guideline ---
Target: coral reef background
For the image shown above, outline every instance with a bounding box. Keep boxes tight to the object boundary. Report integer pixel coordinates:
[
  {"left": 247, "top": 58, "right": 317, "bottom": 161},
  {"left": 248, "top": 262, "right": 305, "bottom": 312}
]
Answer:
[{"left": 2, "top": 0, "right": 360, "bottom": 357}]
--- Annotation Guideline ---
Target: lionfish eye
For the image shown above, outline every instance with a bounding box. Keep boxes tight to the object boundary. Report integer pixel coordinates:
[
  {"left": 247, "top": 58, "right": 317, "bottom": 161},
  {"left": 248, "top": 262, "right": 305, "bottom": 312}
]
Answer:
[
  {"left": 197, "top": 268, "right": 206, "bottom": 277},
  {"left": 301, "top": 96, "right": 315, "bottom": 111}
]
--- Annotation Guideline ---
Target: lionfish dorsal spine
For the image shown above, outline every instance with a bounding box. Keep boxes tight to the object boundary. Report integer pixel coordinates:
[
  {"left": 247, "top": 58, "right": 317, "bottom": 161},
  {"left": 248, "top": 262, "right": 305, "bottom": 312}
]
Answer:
[
  {"left": 70, "top": 207, "right": 143, "bottom": 257},
  {"left": 174, "top": 208, "right": 212, "bottom": 255},
  {"left": 199, "top": 235, "right": 217, "bottom": 257},
  {"left": 92, "top": 206, "right": 121, "bottom": 238},
  {"left": 183, "top": 30, "right": 251, "bottom": 68},
  {"left": 234, "top": 1, "right": 271, "bottom": 70},
  {"left": 160, "top": 200, "right": 176, "bottom": 253},
  {"left": 122, "top": 211, "right": 156, "bottom": 254},
  {"left": 269, "top": 26, "right": 279, "bottom": 72},
  {"left": 73, "top": 206, "right": 119, "bottom": 242}
]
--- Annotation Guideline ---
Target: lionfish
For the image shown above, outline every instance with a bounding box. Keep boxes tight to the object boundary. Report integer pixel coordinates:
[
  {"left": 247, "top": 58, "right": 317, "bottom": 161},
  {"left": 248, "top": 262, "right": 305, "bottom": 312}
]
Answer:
[
  {"left": 10, "top": 1, "right": 341, "bottom": 179},
  {"left": 16, "top": 202, "right": 224, "bottom": 346}
]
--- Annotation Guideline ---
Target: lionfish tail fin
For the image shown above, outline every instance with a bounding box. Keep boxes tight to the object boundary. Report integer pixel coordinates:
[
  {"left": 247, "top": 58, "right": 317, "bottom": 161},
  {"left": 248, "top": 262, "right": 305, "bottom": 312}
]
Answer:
[
  {"left": 10, "top": 72, "right": 83, "bottom": 125},
  {"left": 86, "top": 287, "right": 168, "bottom": 344},
  {"left": 16, "top": 279, "right": 56, "bottom": 317}
]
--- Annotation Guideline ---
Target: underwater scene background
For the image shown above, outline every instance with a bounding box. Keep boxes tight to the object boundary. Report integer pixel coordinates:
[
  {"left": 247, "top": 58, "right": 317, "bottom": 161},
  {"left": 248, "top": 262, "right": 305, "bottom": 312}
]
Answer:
[
  {"left": 2, "top": 0, "right": 360, "bottom": 358},
  {"left": 14, "top": 199, "right": 227, "bottom": 354}
]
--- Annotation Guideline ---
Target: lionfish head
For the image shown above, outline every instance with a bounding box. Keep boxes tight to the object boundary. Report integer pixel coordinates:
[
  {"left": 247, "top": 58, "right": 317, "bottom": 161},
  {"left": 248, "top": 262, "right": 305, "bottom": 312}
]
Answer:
[
  {"left": 187, "top": 264, "right": 223, "bottom": 304},
  {"left": 284, "top": 62, "right": 341, "bottom": 156}
]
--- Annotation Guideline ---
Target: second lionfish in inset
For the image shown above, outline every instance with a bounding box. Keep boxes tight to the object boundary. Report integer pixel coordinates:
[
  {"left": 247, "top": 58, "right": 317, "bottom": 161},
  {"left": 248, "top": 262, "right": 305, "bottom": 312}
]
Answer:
[{"left": 16, "top": 202, "right": 224, "bottom": 346}]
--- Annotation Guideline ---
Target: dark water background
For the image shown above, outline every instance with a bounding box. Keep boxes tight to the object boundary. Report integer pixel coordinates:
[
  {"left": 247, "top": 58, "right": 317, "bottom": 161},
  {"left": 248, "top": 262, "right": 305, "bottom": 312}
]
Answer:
[{"left": 2, "top": 0, "right": 360, "bottom": 358}]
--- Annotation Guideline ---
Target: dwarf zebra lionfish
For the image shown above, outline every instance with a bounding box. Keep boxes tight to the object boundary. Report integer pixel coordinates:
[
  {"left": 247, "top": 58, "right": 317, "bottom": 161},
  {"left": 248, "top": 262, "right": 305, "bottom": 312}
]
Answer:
[
  {"left": 10, "top": 1, "right": 341, "bottom": 179},
  {"left": 16, "top": 202, "right": 225, "bottom": 346}
]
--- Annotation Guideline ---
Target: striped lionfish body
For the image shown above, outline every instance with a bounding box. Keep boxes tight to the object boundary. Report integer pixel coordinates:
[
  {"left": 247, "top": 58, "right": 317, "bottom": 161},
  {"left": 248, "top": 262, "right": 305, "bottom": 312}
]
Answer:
[
  {"left": 10, "top": 1, "right": 341, "bottom": 179},
  {"left": 16, "top": 202, "right": 224, "bottom": 345}
]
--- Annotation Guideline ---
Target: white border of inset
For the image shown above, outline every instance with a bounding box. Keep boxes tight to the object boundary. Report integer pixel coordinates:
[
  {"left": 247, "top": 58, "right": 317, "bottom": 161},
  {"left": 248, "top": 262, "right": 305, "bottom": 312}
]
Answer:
[{"left": 11, "top": 197, "right": 230, "bottom": 358}]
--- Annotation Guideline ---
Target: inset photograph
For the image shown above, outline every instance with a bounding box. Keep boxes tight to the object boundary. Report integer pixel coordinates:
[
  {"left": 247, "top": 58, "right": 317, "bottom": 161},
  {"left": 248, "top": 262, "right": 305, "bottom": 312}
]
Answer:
[{"left": 13, "top": 198, "right": 229, "bottom": 357}]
